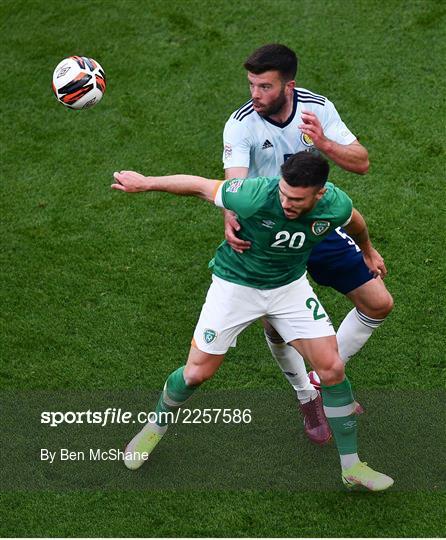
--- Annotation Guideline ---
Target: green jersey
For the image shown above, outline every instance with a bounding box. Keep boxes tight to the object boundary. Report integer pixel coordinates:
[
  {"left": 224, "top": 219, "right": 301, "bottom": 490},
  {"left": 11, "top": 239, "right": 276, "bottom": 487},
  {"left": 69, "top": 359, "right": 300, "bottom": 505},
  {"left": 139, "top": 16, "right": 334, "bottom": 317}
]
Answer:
[{"left": 212, "top": 177, "right": 353, "bottom": 289}]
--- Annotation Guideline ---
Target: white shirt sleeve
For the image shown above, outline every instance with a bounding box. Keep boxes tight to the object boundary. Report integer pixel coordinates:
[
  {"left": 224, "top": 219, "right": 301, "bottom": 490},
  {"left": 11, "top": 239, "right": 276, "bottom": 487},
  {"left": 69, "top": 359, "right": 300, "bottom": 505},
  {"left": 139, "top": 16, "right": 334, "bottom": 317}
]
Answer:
[
  {"left": 222, "top": 118, "right": 252, "bottom": 169},
  {"left": 321, "top": 98, "right": 357, "bottom": 146}
]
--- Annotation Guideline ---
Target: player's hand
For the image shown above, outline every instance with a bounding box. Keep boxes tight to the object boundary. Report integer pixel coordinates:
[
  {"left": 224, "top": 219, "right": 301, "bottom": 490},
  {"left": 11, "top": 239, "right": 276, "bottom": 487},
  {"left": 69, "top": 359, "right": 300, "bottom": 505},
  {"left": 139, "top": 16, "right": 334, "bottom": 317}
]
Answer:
[
  {"left": 111, "top": 171, "right": 149, "bottom": 192},
  {"left": 224, "top": 211, "right": 251, "bottom": 253},
  {"left": 298, "top": 111, "right": 328, "bottom": 149},
  {"left": 362, "top": 247, "right": 387, "bottom": 279}
]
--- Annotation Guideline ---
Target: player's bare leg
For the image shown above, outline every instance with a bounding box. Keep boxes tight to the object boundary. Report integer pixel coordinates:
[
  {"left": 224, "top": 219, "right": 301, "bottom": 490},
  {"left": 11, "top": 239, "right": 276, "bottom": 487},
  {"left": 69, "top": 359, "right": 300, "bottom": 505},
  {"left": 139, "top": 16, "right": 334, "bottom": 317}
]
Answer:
[
  {"left": 307, "top": 279, "right": 393, "bottom": 414},
  {"left": 183, "top": 345, "right": 225, "bottom": 385},
  {"left": 262, "top": 319, "right": 329, "bottom": 445},
  {"left": 290, "top": 336, "right": 394, "bottom": 491},
  {"left": 124, "top": 346, "right": 224, "bottom": 470}
]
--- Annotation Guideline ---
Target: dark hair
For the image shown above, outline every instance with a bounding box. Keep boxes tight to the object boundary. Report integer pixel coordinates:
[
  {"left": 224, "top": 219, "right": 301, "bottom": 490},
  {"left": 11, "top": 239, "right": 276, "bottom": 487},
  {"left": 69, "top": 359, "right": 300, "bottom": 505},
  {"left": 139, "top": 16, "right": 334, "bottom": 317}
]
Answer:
[
  {"left": 281, "top": 152, "right": 329, "bottom": 189},
  {"left": 244, "top": 44, "right": 298, "bottom": 81}
]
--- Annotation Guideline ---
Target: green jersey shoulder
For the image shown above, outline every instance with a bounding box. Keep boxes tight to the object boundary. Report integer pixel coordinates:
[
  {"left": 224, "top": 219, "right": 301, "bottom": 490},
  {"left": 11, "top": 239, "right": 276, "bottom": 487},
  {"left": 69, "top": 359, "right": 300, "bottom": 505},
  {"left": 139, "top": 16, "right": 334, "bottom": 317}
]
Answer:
[
  {"left": 213, "top": 176, "right": 353, "bottom": 289},
  {"left": 216, "top": 176, "right": 273, "bottom": 218}
]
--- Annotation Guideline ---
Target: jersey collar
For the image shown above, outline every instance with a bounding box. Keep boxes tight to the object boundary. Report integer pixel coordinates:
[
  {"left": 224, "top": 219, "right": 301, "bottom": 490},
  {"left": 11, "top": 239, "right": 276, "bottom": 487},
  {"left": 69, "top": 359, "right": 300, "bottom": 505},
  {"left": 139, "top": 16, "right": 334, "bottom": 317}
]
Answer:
[{"left": 262, "top": 89, "right": 298, "bottom": 128}]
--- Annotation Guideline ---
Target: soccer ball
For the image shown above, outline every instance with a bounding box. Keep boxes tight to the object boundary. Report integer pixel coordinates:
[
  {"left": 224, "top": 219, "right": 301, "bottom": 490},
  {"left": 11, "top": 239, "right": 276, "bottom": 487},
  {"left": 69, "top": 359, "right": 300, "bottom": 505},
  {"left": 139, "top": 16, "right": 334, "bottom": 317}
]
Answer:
[{"left": 52, "top": 56, "right": 106, "bottom": 109}]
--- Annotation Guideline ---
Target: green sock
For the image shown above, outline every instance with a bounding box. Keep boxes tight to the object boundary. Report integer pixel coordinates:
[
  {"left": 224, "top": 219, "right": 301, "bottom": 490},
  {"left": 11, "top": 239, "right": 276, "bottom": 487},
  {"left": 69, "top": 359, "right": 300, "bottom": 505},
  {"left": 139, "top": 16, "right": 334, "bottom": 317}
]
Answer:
[
  {"left": 321, "top": 378, "right": 357, "bottom": 455},
  {"left": 155, "top": 366, "right": 199, "bottom": 426}
]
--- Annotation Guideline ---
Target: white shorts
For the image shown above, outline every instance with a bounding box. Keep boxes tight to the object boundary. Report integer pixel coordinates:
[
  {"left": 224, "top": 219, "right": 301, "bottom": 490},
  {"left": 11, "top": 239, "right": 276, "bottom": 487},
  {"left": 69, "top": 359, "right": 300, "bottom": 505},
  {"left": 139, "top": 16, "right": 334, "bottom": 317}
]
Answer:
[{"left": 193, "top": 274, "right": 335, "bottom": 354}]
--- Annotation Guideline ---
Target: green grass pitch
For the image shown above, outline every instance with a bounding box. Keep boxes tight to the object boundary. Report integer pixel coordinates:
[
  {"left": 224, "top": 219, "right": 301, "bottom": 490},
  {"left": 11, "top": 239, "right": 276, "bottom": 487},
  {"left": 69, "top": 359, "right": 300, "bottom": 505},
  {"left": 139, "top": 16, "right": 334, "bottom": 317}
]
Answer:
[{"left": 1, "top": 0, "right": 445, "bottom": 536}]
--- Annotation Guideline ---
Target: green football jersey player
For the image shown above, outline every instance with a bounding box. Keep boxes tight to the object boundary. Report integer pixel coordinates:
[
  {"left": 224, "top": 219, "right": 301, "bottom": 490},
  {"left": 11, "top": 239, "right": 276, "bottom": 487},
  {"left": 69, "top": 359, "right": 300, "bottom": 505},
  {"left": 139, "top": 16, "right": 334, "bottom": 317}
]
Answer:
[
  {"left": 212, "top": 177, "right": 352, "bottom": 288},
  {"left": 111, "top": 151, "right": 393, "bottom": 491}
]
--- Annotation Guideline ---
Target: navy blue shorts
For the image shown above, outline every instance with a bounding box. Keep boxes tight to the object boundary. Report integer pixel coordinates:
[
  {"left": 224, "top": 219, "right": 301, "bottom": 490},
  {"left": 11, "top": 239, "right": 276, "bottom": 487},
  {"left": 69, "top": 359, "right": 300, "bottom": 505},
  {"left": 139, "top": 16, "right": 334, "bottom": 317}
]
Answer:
[{"left": 307, "top": 227, "right": 374, "bottom": 295}]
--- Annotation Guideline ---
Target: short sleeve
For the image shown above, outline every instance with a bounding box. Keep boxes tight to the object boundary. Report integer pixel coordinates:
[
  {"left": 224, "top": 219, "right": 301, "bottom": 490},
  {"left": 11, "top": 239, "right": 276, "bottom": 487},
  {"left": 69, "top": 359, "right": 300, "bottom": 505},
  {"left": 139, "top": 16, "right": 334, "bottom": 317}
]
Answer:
[
  {"left": 222, "top": 118, "right": 252, "bottom": 169},
  {"left": 332, "top": 186, "right": 353, "bottom": 227},
  {"left": 320, "top": 98, "right": 357, "bottom": 146},
  {"left": 217, "top": 177, "right": 269, "bottom": 219}
]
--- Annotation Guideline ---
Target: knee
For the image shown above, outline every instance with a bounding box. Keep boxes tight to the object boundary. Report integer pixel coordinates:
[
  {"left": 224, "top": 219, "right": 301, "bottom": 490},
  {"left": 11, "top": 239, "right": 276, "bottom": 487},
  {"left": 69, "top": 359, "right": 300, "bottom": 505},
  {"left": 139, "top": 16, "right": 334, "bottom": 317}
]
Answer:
[
  {"left": 263, "top": 319, "right": 284, "bottom": 343},
  {"left": 317, "top": 357, "right": 345, "bottom": 386},
  {"left": 360, "top": 289, "right": 394, "bottom": 319},
  {"left": 183, "top": 364, "right": 214, "bottom": 387},
  {"left": 380, "top": 291, "right": 394, "bottom": 317}
]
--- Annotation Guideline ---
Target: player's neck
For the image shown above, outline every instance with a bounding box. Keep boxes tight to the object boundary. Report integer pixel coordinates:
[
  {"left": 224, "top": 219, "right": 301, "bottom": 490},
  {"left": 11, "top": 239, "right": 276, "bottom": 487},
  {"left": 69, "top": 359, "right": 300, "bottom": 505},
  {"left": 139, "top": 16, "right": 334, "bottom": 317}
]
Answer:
[{"left": 267, "top": 94, "right": 294, "bottom": 124}]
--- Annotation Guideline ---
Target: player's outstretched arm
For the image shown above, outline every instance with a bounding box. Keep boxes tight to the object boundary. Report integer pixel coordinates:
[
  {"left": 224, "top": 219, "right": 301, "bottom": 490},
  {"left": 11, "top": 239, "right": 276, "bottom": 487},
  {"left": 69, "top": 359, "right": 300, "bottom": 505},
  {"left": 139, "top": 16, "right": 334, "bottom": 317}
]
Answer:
[
  {"left": 111, "top": 171, "right": 221, "bottom": 203},
  {"left": 344, "top": 209, "right": 387, "bottom": 278}
]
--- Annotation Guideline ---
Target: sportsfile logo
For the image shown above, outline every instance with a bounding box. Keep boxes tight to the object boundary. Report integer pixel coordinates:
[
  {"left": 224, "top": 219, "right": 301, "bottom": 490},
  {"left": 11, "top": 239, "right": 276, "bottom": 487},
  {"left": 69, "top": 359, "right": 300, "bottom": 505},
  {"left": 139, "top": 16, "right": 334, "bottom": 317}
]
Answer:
[{"left": 40, "top": 408, "right": 252, "bottom": 427}]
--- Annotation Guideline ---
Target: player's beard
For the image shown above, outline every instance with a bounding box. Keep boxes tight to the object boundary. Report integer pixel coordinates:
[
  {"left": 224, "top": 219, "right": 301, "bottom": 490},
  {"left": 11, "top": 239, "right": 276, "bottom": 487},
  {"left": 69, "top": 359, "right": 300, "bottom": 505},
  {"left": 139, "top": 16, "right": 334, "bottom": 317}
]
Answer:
[{"left": 256, "top": 87, "right": 287, "bottom": 118}]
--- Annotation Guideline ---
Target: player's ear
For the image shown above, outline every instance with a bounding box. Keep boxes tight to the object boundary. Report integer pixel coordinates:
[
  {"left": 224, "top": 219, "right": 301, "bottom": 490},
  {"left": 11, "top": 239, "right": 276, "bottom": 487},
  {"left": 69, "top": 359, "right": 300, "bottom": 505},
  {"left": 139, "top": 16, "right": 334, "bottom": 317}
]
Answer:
[
  {"left": 285, "top": 79, "right": 295, "bottom": 94},
  {"left": 315, "top": 187, "right": 326, "bottom": 200}
]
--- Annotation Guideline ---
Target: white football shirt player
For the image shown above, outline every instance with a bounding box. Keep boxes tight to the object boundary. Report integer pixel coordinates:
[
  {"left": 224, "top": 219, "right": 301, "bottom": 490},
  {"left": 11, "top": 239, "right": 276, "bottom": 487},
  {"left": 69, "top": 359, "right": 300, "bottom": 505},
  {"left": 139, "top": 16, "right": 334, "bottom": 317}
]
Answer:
[{"left": 223, "top": 88, "right": 356, "bottom": 177}]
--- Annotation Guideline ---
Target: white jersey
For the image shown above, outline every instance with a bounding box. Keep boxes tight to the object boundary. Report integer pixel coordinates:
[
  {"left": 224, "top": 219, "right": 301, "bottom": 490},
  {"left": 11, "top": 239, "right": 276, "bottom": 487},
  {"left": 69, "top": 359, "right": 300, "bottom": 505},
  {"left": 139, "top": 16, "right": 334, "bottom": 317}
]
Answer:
[{"left": 223, "top": 87, "right": 356, "bottom": 177}]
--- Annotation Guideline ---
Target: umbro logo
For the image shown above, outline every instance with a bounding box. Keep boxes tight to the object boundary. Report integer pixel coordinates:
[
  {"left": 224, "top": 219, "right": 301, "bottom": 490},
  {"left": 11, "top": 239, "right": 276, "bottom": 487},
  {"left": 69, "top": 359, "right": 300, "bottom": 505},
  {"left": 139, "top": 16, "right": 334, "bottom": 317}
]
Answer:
[
  {"left": 261, "top": 139, "right": 273, "bottom": 149},
  {"left": 261, "top": 219, "right": 276, "bottom": 228},
  {"left": 56, "top": 66, "right": 71, "bottom": 78}
]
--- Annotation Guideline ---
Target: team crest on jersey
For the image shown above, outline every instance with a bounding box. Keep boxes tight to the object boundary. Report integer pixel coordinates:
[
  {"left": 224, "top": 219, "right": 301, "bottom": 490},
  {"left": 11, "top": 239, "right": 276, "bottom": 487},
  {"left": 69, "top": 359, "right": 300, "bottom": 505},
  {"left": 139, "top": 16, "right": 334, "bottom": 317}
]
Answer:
[
  {"left": 300, "top": 133, "right": 314, "bottom": 147},
  {"left": 226, "top": 179, "right": 244, "bottom": 193},
  {"left": 204, "top": 329, "right": 218, "bottom": 344},
  {"left": 312, "top": 220, "right": 330, "bottom": 235}
]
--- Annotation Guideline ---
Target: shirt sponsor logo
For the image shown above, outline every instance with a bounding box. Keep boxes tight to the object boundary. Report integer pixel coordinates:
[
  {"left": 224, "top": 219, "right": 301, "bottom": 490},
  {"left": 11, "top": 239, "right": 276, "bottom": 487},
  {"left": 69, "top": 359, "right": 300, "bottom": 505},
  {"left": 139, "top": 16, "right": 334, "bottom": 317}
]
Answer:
[
  {"left": 224, "top": 143, "right": 232, "bottom": 159},
  {"left": 300, "top": 133, "right": 314, "bottom": 147},
  {"left": 312, "top": 220, "right": 330, "bottom": 235},
  {"left": 226, "top": 179, "right": 244, "bottom": 193},
  {"left": 204, "top": 329, "right": 218, "bottom": 344},
  {"left": 261, "top": 219, "right": 276, "bottom": 228}
]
